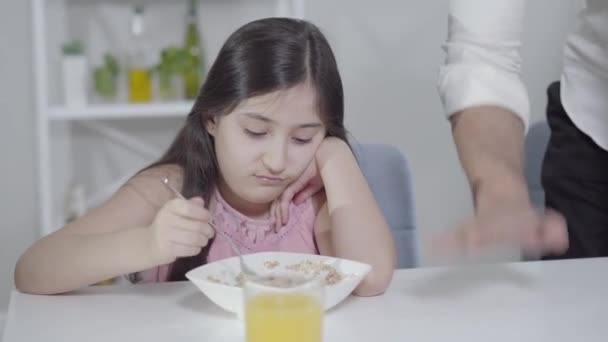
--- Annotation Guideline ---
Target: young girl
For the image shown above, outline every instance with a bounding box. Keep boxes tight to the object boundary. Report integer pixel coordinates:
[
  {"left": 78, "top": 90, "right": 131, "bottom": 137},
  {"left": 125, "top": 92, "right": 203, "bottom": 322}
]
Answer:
[{"left": 15, "top": 18, "right": 396, "bottom": 296}]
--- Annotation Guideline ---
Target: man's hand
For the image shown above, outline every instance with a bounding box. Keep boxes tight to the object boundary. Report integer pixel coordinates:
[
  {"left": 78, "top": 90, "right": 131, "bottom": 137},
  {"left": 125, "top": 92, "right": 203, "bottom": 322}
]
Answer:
[{"left": 432, "top": 199, "right": 568, "bottom": 258}]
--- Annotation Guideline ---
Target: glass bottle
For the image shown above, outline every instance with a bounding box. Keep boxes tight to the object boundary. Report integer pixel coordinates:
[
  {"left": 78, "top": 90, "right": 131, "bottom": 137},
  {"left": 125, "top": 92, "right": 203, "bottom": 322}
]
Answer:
[
  {"left": 128, "top": 4, "right": 152, "bottom": 102},
  {"left": 183, "top": 0, "right": 205, "bottom": 99}
]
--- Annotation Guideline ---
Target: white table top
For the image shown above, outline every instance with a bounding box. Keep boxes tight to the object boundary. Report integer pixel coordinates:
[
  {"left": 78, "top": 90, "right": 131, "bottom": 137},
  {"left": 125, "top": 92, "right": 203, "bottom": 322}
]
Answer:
[{"left": 3, "top": 257, "right": 608, "bottom": 342}]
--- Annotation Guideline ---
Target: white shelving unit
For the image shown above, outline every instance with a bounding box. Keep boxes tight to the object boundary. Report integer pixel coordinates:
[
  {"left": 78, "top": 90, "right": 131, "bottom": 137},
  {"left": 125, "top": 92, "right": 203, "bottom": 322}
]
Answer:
[
  {"left": 32, "top": 0, "right": 305, "bottom": 236},
  {"left": 48, "top": 102, "right": 195, "bottom": 120}
]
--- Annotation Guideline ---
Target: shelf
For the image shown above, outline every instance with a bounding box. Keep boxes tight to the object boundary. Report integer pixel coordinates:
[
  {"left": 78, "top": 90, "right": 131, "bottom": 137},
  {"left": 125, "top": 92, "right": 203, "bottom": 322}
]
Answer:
[
  {"left": 34, "top": 0, "right": 305, "bottom": 236},
  {"left": 48, "top": 101, "right": 194, "bottom": 120}
]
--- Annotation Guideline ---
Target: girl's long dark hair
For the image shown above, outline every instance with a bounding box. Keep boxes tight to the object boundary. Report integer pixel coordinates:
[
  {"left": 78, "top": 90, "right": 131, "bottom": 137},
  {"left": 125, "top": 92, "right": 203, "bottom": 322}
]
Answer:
[{"left": 144, "top": 17, "right": 347, "bottom": 281}]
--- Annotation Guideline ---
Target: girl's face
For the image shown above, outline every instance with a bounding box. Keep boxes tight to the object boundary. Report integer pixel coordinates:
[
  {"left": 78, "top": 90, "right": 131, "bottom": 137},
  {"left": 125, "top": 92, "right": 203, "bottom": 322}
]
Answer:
[{"left": 207, "top": 82, "right": 327, "bottom": 211}]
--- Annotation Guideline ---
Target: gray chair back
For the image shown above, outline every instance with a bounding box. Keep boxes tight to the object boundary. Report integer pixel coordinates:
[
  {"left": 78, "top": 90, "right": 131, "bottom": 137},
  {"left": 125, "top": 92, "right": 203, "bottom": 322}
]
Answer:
[{"left": 352, "top": 143, "right": 419, "bottom": 268}]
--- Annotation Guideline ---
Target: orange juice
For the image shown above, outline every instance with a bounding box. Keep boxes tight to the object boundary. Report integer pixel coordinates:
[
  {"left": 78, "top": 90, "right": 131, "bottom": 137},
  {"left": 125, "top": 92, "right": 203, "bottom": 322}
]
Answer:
[
  {"left": 245, "top": 293, "right": 322, "bottom": 342},
  {"left": 128, "top": 68, "right": 152, "bottom": 102}
]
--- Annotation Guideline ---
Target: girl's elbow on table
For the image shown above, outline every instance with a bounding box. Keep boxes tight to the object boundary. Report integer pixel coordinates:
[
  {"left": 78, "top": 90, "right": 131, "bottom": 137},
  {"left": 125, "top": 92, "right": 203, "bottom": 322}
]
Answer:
[{"left": 353, "top": 266, "right": 394, "bottom": 297}]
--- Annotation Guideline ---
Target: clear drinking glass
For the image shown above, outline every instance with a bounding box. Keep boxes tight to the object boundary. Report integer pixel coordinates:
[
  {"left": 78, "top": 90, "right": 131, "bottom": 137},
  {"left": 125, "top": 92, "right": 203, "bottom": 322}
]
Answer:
[{"left": 244, "top": 275, "right": 324, "bottom": 342}]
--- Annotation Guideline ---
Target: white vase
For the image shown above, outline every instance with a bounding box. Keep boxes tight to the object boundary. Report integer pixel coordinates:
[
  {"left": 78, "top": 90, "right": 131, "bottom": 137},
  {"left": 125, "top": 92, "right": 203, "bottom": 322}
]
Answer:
[{"left": 62, "top": 55, "right": 88, "bottom": 107}]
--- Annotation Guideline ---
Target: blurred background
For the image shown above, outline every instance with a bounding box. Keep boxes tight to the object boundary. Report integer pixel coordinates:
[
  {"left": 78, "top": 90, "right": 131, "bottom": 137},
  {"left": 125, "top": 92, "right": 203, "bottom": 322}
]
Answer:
[{"left": 0, "top": 0, "right": 576, "bottom": 323}]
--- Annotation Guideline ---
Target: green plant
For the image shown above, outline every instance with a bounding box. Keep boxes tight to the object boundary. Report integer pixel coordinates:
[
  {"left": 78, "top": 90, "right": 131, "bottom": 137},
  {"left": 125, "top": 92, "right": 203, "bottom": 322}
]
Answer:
[
  {"left": 103, "top": 53, "right": 120, "bottom": 76},
  {"left": 93, "top": 53, "right": 120, "bottom": 99},
  {"left": 62, "top": 40, "right": 83, "bottom": 55},
  {"left": 155, "top": 47, "right": 192, "bottom": 99}
]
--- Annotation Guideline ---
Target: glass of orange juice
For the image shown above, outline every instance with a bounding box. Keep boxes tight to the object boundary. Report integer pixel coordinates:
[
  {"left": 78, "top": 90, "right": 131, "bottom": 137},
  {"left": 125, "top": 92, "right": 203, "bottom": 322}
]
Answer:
[{"left": 244, "top": 275, "right": 324, "bottom": 342}]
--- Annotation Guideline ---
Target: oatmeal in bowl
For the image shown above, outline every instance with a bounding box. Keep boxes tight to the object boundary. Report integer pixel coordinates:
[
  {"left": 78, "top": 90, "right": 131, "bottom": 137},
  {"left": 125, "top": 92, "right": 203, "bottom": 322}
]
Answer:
[{"left": 185, "top": 252, "right": 372, "bottom": 316}]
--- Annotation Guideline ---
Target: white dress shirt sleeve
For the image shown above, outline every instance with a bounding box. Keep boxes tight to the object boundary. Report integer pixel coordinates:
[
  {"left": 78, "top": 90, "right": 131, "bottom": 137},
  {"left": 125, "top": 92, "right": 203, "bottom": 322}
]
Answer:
[{"left": 438, "top": 0, "right": 531, "bottom": 131}]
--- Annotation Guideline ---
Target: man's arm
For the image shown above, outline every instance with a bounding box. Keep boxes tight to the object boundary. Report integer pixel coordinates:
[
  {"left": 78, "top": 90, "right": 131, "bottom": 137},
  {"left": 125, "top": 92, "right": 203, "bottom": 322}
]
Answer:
[
  {"left": 439, "top": 0, "right": 529, "bottom": 208},
  {"left": 444, "top": 107, "right": 567, "bottom": 256},
  {"left": 451, "top": 105, "right": 530, "bottom": 213},
  {"left": 436, "top": 0, "right": 568, "bottom": 255}
]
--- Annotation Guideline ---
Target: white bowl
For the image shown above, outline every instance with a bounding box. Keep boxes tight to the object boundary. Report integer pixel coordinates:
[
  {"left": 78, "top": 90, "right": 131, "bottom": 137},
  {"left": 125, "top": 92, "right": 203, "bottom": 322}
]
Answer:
[{"left": 185, "top": 252, "right": 371, "bottom": 316}]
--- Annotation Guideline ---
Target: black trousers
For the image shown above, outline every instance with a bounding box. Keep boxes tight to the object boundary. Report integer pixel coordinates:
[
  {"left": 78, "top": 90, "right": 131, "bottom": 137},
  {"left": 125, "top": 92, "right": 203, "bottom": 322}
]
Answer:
[{"left": 541, "top": 81, "right": 608, "bottom": 259}]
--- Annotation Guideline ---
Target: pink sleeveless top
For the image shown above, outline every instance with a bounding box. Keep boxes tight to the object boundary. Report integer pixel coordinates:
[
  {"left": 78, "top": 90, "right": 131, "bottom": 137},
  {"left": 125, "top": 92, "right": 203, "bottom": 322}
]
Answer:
[{"left": 136, "top": 190, "right": 319, "bottom": 283}]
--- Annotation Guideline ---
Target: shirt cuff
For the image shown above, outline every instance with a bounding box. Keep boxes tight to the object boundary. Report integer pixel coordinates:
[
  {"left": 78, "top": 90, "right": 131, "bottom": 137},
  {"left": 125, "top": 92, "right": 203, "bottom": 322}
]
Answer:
[{"left": 438, "top": 63, "right": 531, "bottom": 132}]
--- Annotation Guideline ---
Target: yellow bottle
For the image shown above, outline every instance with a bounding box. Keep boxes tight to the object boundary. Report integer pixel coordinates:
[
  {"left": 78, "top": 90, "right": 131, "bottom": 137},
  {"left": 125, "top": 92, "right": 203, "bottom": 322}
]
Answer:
[
  {"left": 245, "top": 293, "right": 322, "bottom": 342},
  {"left": 127, "top": 5, "right": 153, "bottom": 103},
  {"left": 128, "top": 68, "right": 151, "bottom": 102}
]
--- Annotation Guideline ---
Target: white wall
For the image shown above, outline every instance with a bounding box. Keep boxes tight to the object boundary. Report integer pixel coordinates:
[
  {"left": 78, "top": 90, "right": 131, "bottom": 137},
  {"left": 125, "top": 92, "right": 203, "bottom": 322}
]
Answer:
[
  {"left": 0, "top": 0, "right": 576, "bottom": 313},
  {"left": 0, "top": 0, "right": 38, "bottom": 312}
]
